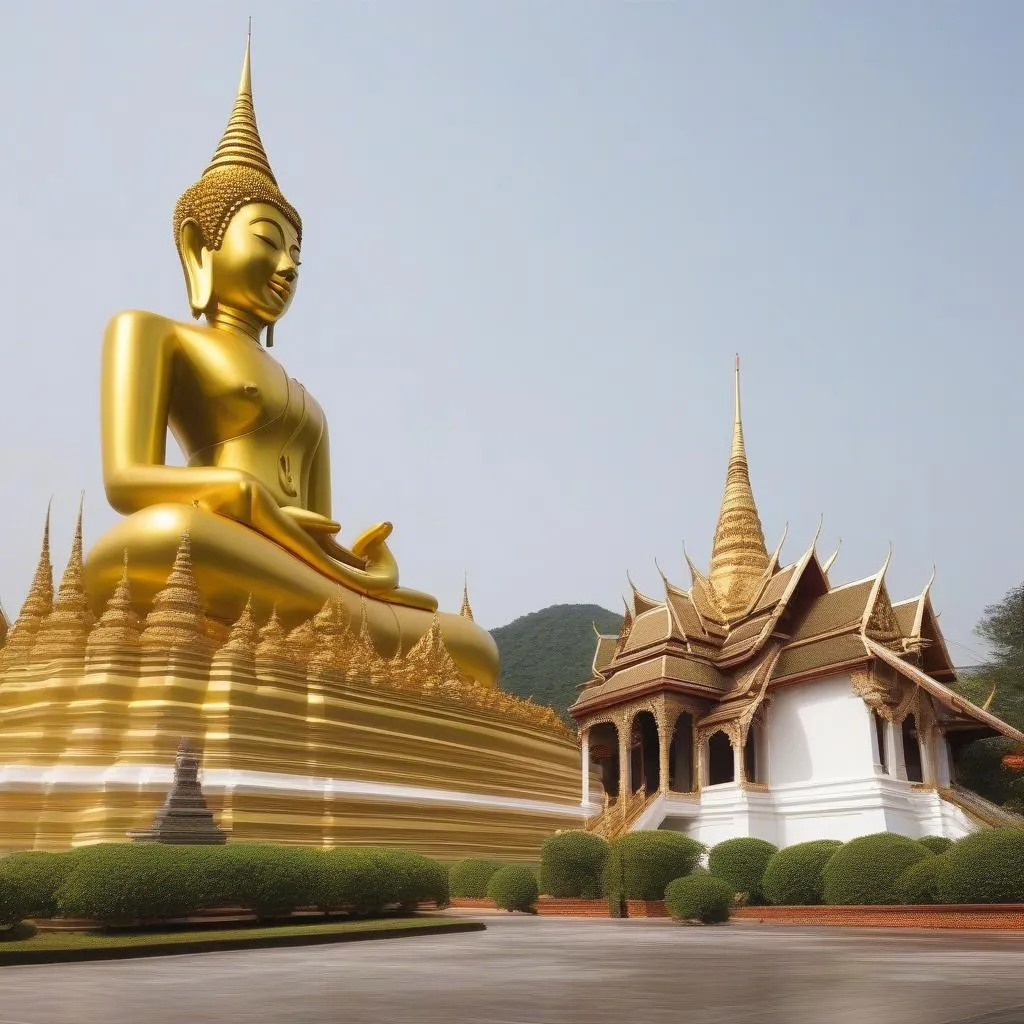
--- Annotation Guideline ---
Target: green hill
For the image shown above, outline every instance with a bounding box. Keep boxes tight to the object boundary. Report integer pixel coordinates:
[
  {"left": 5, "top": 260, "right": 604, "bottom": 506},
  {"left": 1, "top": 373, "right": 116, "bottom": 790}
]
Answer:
[{"left": 493, "top": 604, "right": 624, "bottom": 719}]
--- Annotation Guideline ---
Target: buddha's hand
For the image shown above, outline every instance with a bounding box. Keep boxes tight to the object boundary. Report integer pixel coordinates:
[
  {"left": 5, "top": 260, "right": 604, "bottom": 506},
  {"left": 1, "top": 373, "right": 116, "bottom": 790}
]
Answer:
[
  {"left": 280, "top": 506, "right": 342, "bottom": 536},
  {"left": 347, "top": 522, "right": 399, "bottom": 588}
]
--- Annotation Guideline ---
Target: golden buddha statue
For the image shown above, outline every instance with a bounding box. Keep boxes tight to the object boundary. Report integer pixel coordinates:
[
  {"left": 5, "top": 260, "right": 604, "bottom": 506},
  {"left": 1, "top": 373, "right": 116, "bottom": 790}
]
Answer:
[{"left": 83, "top": 37, "right": 498, "bottom": 688}]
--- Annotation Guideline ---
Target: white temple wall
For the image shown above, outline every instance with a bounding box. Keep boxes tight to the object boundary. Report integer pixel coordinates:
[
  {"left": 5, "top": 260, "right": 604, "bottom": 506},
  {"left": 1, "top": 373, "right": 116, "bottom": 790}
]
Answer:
[{"left": 766, "top": 674, "right": 875, "bottom": 786}]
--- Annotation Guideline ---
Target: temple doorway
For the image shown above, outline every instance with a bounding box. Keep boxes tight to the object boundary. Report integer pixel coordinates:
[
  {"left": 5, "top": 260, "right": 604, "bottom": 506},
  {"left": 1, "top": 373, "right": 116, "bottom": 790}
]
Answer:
[
  {"left": 708, "top": 730, "right": 735, "bottom": 785},
  {"left": 588, "top": 722, "right": 620, "bottom": 799},
  {"left": 902, "top": 715, "right": 924, "bottom": 783},
  {"left": 669, "top": 712, "right": 694, "bottom": 792},
  {"left": 632, "top": 711, "right": 660, "bottom": 796}
]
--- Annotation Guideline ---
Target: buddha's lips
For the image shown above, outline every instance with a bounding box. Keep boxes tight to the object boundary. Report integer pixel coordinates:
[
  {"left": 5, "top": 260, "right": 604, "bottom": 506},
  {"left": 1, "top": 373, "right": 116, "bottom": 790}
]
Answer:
[{"left": 268, "top": 279, "right": 292, "bottom": 303}]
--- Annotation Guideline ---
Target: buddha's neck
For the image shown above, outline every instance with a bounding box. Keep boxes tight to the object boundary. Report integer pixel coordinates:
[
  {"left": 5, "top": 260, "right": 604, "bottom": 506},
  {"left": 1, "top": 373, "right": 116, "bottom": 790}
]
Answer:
[{"left": 208, "top": 306, "right": 264, "bottom": 345}]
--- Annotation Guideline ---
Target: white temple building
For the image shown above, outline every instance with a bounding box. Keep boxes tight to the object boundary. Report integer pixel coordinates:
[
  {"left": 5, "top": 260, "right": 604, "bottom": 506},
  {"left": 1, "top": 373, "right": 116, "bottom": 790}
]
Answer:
[{"left": 571, "top": 360, "right": 1024, "bottom": 846}]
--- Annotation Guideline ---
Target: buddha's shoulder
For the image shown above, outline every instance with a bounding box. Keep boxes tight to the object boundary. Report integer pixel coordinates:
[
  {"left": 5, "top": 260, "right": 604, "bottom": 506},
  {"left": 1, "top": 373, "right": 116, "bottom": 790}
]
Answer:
[{"left": 103, "top": 310, "right": 195, "bottom": 348}]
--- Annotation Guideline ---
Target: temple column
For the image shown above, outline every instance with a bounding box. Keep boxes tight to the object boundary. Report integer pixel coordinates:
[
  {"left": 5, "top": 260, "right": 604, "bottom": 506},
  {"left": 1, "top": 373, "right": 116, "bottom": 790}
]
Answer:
[
  {"left": 616, "top": 718, "right": 630, "bottom": 801},
  {"left": 580, "top": 728, "right": 591, "bottom": 805},
  {"left": 657, "top": 713, "right": 671, "bottom": 795},
  {"left": 733, "top": 728, "right": 745, "bottom": 785},
  {"left": 889, "top": 719, "right": 907, "bottom": 781}
]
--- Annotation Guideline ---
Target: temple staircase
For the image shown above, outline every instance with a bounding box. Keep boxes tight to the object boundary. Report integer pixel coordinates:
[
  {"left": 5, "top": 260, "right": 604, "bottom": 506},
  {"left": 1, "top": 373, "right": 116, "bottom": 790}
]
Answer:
[{"left": 585, "top": 789, "right": 662, "bottom": 839}]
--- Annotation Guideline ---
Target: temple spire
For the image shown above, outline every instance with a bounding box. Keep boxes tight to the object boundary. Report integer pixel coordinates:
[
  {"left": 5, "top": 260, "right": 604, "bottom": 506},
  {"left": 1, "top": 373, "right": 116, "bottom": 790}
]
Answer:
[
  {"left": 708, "top": 356, "right": 769, "bottom": 618},
  {"left": 1, "top": 502, "right": 55, "bottom": 665},
  {"left": 459, "top": 572, "right": 474, "bottom": 621}
]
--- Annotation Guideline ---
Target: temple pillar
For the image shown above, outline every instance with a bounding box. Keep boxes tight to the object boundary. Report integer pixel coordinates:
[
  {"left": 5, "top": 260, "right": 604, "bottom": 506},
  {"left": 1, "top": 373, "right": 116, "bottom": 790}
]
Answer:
[
  {"left": 733, "top": 729, "right": 745, "bottom": 785},
  {"left": 617, "top": 720, "right": 630, "bottom": 801},
  {"left": 580, "top": 728, "right": 591, "bottom": 805},
  {"left": 889, "top": 719, "right": 907, "bottom": 781},
  {"left": 657, "top": 715, "right": 670, "bottom": 795}
]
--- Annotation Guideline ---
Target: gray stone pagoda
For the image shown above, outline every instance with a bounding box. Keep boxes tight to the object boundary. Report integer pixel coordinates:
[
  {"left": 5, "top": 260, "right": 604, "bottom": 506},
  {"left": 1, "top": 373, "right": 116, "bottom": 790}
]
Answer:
[{"left": 128, "top": 737, "right": 228, "bottom": 845}]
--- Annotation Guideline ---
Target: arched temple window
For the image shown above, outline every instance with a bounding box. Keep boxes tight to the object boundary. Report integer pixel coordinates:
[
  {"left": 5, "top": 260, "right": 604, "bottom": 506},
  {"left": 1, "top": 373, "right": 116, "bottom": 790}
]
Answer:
[
  {"left": 669, "top": 712, "right": 695, "bottom": 792},
  {"left": 632, "top": 711, "right": 660, "bottom": 796},
  {"left": 708, "top": 730, "right": 735, "bottom": 786},
  {"left": 588, "top": 722, "right": 620, "bottom": 799},
  {"left": 743, "top": 725, "right": 761, "bottom": 784},
  {"left": 902, "top": 714, "right": 924, "bottom": 784}
]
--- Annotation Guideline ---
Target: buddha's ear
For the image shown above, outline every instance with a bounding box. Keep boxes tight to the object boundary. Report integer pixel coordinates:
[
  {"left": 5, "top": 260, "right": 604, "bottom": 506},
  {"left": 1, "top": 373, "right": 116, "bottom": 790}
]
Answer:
[{"left": 179, "top": 219, "right": 213, "bottom": 319}]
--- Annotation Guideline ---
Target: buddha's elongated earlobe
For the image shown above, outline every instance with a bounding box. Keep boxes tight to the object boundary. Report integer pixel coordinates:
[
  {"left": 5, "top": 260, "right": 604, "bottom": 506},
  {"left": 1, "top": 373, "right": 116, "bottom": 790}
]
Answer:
[
  {"left": 265, "top": 323, "right": 275, "bottom": 348},
  {"left": 179, "top": 219, "right": 214, "bottom": 318}
]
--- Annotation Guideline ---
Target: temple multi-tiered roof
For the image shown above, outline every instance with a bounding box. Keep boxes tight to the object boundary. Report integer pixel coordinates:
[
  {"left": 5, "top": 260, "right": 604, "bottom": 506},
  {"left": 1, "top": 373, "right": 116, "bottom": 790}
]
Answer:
[{"left": 571, "top": 359, "right": 1022, "bottom": 840}]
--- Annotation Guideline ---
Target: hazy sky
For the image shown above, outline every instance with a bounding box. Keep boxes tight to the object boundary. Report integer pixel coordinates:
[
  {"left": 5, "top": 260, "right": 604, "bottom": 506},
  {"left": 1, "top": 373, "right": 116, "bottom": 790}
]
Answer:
[{"left": 0, "top": 2, "right": 1021, "bottom": 668}]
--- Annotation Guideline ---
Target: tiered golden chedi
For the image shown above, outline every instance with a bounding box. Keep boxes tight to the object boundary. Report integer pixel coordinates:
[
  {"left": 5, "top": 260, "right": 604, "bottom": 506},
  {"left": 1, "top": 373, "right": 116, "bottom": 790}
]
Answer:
[{"left": 0, "top": 38, "right": 583, "bottom": 856}]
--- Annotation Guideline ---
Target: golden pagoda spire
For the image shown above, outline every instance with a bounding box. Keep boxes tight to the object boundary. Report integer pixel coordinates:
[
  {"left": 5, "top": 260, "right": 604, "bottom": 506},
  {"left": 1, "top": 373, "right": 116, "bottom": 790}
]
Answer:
[
  {"left": 287, "top": 615, "right": 317, "bottom": 665},
  {"left": 141, "top": 531, "right": 210, "bottom": 652},
  {"left": 309, "top": 597, "right": 349, "bottom": 674},
  {"left": 256, "top": 605, "right": 290, "bottom": 662},
  {"left": 219, "top": 596, "right": 259, "bottom": 659},
  {"left": 459, "top": 572, "right": 474, "bottom": 621},
  {"left": 204, "top": 29, "right": 277, "bottom": 183},
  {"left": 34, "top": 495, "right": 93, "bottom": 660},
  {"left": 87, "top": 550, "right": 142, "bottom": 653},
  {"left": 1, "top": 503, "right": 54, "bottom": 665},
  {"left": 708, "top": 355, "right": 769, "bottom": 618}
]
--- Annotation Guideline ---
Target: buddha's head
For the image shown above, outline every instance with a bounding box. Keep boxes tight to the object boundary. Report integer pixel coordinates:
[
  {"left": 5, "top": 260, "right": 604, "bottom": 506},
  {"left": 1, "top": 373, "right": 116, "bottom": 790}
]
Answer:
[{"left": 174, "top": 38, "right": 302, "bottom": 334}]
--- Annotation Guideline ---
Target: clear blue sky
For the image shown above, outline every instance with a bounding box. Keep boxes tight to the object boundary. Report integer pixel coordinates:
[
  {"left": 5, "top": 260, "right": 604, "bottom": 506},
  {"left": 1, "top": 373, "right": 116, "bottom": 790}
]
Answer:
[{"left": 0, "top": 2, "right": 1021, "bottom": 668}]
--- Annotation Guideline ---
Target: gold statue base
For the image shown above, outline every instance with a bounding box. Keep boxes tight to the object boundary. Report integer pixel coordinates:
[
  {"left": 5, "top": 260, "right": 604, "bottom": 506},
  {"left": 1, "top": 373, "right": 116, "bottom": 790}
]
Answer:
[{"left": 0, "top": 520, "right": 586, "bottom": 858}]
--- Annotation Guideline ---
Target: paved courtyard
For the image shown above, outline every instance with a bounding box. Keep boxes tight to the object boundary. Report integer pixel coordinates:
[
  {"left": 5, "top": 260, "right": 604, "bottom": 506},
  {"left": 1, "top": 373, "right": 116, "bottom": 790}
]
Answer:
[{"left": 2, "top": 914, "right": 1024, "bottom": 1024}]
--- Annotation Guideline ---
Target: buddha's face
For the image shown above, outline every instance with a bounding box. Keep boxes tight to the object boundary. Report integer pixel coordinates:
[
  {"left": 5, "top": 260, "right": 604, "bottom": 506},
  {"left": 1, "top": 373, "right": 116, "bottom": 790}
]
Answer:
[{"left": 209, "top": 202, "right": 301, "bottom": 323}]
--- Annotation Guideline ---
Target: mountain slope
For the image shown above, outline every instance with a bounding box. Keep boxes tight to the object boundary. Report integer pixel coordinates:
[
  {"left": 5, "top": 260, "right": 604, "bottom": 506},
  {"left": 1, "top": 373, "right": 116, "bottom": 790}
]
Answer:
[{"left": 493, "top": 604, "right": 624, "bottom": 719}]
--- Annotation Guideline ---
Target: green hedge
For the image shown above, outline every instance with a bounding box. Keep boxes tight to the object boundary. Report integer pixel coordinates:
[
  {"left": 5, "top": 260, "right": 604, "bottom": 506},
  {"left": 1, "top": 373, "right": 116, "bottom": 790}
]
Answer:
[
  {"left": 822, "top": 834, "right": 932, "bottom": 906},
  {"left": 487, "top": 865, "right": 539, "bottom": 913},
  {"left": 918, "top": 836, "right": 953, "bottom": 855},
  {"left": 0, "top": 842, "right": 448, "bottom": 926},
  {"left": 449, "top": 858, "right": 505, "bottom": 899},
  {"left": 896, "top": 856, "right": 945, "bottom": 905},
  {"left": 539, "top": 831, "right": 608, "bottom": 898},
  {"left": 0, "top": 868, "right": 29, "bottom": 929},
  {"left": 604, "top": 831, "right": 705, "bottom": 903},
  {"left": 0, "top": 851, "right": 81, "bottom": 918},
  {"left": 665, "top": 875, "right": 734, "bottom": 924},
  {"left": 937, "top": 828, "right": 1024, "bottom": 904},
  {"left": 761, "top": 841, "right": 842, "bottom": 906},
  {"left": 707, "top": 838, "right": 777, "bottom": 905}
]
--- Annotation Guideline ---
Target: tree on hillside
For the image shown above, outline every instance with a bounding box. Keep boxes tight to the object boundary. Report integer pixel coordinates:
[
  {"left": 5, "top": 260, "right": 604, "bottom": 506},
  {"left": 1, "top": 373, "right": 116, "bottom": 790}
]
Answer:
[{"left": 955, "top": 584, "right": 1024, "bottom": 730}]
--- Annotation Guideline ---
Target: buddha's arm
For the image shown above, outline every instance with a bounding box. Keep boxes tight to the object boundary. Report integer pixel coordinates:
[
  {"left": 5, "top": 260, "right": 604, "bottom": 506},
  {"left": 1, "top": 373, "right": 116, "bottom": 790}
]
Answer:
[{"left": 101, "top": 311, "right": 260, "bottom": 513}]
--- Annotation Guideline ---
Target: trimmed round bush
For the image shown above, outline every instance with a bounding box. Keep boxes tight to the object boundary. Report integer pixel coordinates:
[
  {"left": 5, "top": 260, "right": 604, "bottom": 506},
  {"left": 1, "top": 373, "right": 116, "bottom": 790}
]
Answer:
[
  {"left": 937, "top": 828, "right": 1024, "bottom": 904},
  {"left": 487, "top": 864, "right": 539, "bottom": 913},
  {"left": 191, "top": 844, "right": 318, "bottom": 919},
  {"left": 372, "top": 849, "right": 449, "bottom": 910},
  {"left": 665, "top": 875, "right": 734, "bottom": 924},
  {"left": 449, "top": 858, "right": 504, "bottom": 898},
  {"left": 707, "top": 838, "right": 778, "bottom": 905},
  {"left": 918, "top": 836, "right": 953, "bottom": 855},
  {"left": 0, "top": 868, "right": 28, "bottom": 929},
  {"left": 0, "top": 851, "right": 80, "bottom": 918},
  {"left": 539, "top": 831, "right": 608, "bottom": 898},
  {"left": 896, "top": 856, "right": 945, "bottom": 905},
  {"left": 761, "top": 841, "right": 842, "bottom": 906},
  {"left": 822, "top": 833, "right": 932, "bottom": 906},
  {"left": 311, "top": 848, "right": 389, "bottom": 916},
  {"left": 56, "top": 844, "right": 203, "bottom": 925},
  {"left": 604, "top": 831, "right": 705, "bottom": 901}
]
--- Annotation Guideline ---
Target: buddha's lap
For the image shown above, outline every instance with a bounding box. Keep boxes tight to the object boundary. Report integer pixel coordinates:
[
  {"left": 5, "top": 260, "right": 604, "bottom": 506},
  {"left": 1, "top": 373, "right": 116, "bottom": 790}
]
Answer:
[{"left": 83, "top": 503, "right": 499, "bottom": 686}]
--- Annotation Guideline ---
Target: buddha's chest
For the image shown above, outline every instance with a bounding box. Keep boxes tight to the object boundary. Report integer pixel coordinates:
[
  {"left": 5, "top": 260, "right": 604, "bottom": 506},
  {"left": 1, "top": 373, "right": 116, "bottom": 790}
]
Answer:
[{"left": 171, "top": 338, "right": 326, "bottom": 497}]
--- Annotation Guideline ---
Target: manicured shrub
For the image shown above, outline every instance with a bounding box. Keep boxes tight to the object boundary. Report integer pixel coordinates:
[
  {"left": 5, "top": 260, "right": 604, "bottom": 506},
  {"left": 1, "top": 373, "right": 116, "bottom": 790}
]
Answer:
[
  {"left": 896, "top": 856, "right": 946, "bottom": 905},
  {"left": 311, "top": 848, "right": 389, "bottom": 916},
  {"left": 822, "top": 833, "right": 932, "bottom": 906},
  {"left": 937, "top": 828, "right": 1024, "bottom": 904},
  {"left": 449, "top": 858, "right": 504, "bottom": 898},
  {"left": 372, "top": 849, "right": 449, "bottom": 910},
  {"left": 918, "top": 836, "right": 953, "bottom": 855},
  {"left": 539, "top": 831, "right": 608, "bottom": 898},
  {"left": 0, "top": 868, "right": 28, "bottom": 929},
  {"left": 191, "top": 844, "right": 318, "bottom": 918},
  {"left": 487, "top": 864, "right": 539, "bottom": 913},
  {"left": 0, "top": 851, "right": 80, "bottom": 918},
  {"left": 707, "top": 838, "right": 778, "bottom": 905},
  {"left": 665, "top": 875, "right": 734, "bottom": 924},
  {"left": 56, "top": 844, "right": 203, "bottom": 925},
  {"left": 603, "top": 831, "right": 705, "bottom": 902},
  {"left": 761, "top": 840, "right": 842, "bottom": 906}
]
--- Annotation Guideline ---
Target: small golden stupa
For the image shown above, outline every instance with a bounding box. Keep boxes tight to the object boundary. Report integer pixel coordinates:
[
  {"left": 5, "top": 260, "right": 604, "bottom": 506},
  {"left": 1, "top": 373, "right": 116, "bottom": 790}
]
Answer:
[{"left": 0, "top": 36, "right": 583, "bottom": 857}]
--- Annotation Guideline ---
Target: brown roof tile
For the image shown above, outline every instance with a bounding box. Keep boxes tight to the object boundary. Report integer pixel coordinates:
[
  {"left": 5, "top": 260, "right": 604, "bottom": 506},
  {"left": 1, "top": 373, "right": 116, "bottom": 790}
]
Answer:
[
  {"left": 790, "top": 581, "right": 875, "bottom": 641},
  {"left": 772, "top": 633, "right": 868, "bottom": 680}
]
